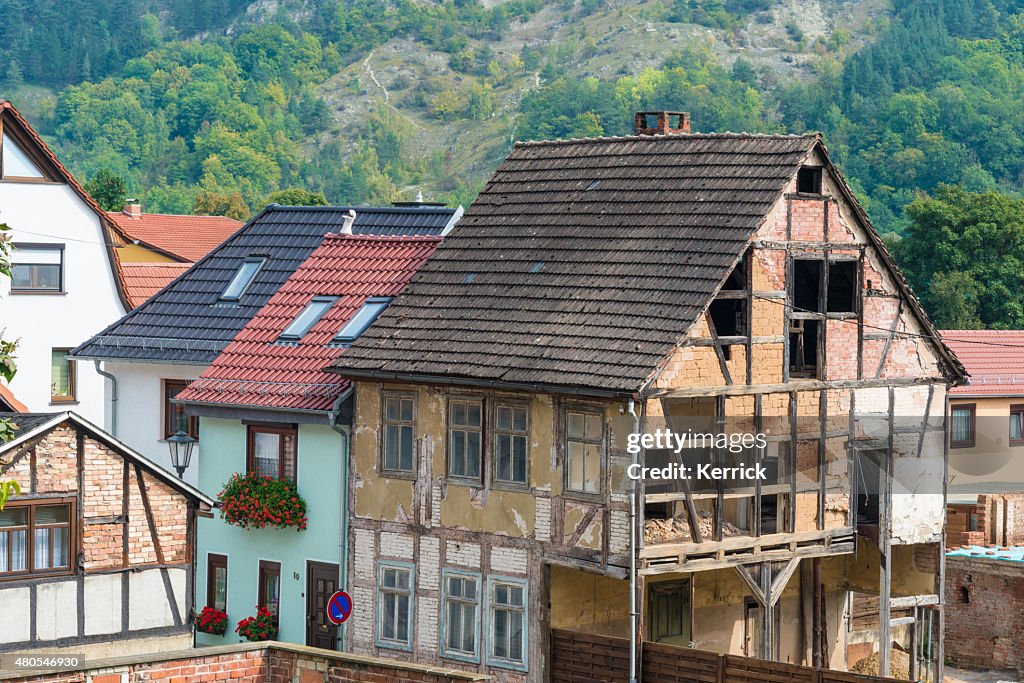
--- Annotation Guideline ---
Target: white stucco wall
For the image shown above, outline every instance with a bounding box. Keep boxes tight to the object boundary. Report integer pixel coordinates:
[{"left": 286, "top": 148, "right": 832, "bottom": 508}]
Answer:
[
  {"left": 102, "top": 361, "right": 205, "bottom": 486},
  {"left": 0, "top": 181, "right": 125, "bottom": 425}
]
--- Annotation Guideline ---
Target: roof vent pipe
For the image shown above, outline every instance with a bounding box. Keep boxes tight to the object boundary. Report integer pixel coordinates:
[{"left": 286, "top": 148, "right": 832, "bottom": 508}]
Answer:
[{"left": 340, "top": 209, "right": 357, "bottom": 235}]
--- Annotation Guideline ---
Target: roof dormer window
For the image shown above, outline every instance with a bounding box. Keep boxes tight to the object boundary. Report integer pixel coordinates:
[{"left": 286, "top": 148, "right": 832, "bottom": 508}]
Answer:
[
  {"left": 333, "top": 297, "right": 392, "bottom": 345},
  {"left": 1, "top": 133, "right": 45, "bottom": 179},
  {"left": 220, "top": 257, "right": 266, "bottom": 301},
  {"left": 279, "top": 296, "right": 336, "bottom": 341}
]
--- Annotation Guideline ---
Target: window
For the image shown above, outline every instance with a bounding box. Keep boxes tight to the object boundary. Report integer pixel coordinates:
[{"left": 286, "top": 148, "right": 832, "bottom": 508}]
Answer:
[
  {"left": 448, "top": 399, "right": 482, "bottom": 480},
  {"left": 247, "top": 425, "right": 297, "bottom": 481},
  {"left": 649, "top": 580, "right": 690, "bottom": 644},
  {"left": 565, "top": 410, "right": 604, "bottom": 495},
  {"left": 0, "top": 501, "right": 73, "bottom": 578},
  {"left": 50, "top": 349, "right": 76, "bottom": 402},
  {"left": 489, "top": 578, "right": 527, "bottom": 669},
  {"left": 334, "top": 297, "right": 391, "bottom": 344},
  {"left": 382, "top": 394, "right": 415, "bottom": 474},
  {"left": 2, "top": 133, "right": 45, "bottom": 179},
  {"left": 827, "top": 261, "right": 857, "bottom": 313},
  {"left": 11, "top": 244, "right": 64, "bottom": 292},
  {"left": 1011, "top": 405, "right": 1024, "bottom": 446},
  {"left": 442, "top": 572, "right": 480, "bottom": 661},
  {"left": 164, "top": 380, "right": 198, "bottom": 439},
  {"left": 220, "top": 257, "right": 265, "bottom": 301},
  {"left": 788, "top": 319, "right": 819, "bottom": 378},
  {"left": 951, "top": 404, "right": 976, "bottom": 448},
  {"left": 797, "top": 166, "right": 822, "bottom": 194},
  {"left": 793, "top": 259, "right": 823, "bottom": 313},
  {"left": 378, "top": 563, "right": 413, "bottom": 649},
  {"left": 494, "top": 404, "right": 528, "bottom": 485},
  {"left": 258, "top": 560, "right": 281, "bottom": 627},
  {"left": 207, "top": 554, "right": 228, "bottom": 611},
  {"left": 280, "top": 297, "right": 336, "bottom": 341}
]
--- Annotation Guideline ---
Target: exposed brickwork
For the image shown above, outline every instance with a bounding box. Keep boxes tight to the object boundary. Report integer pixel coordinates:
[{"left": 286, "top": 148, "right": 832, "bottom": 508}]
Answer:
[
  {"left": 944, "top": 556, "right": 1024, "bottom": 677},
  {"left": 34, "top": 425, "right": 78, "bottom": 494}
]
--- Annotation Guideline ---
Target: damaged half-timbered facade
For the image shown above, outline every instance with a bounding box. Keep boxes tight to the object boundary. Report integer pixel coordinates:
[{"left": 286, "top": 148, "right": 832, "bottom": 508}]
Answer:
[
  {"left": 0, "top": 411, "right": 213, "bottom": 659},
  {"left": 328, "top": 112, "right": 964, "bottom": 681}
]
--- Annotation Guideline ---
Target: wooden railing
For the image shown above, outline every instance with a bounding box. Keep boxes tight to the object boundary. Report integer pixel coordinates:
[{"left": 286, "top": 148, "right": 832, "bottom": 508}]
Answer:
[{"left": 550, "top": 629, "right": 901, "bottom": 683}]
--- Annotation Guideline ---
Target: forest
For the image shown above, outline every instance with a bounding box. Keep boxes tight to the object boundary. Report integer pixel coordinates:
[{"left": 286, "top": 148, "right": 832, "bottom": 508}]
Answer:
[{"left": 4, "top": 0, "right": 1024, "bottom": 328}]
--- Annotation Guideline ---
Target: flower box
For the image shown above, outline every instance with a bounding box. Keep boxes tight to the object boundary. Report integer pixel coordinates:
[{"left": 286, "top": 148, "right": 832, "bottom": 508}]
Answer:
[
  {"left": 218, "top": 472, "right": 308, "bottom": 531},
  {"left": 195, "top": 606, "right": 228, "bottom": 635},
  {"left": 236, "top": 606, "right": 278, "bottom": 642}
]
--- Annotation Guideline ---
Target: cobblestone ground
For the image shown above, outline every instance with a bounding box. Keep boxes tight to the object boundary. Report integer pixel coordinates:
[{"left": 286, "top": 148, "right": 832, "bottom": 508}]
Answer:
[{"left": 945, "top": 666, "right": 1021, "bottom": 683}]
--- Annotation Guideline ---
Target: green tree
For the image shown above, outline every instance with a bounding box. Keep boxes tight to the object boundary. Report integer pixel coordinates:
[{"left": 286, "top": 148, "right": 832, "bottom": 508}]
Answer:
[
  {"left": 260, "top": 188, "right": 328, "bottom": 207},
  {"left": 0, "top": 223, "right": 20, "bottom": 510},
  {"left": 194, "top": 190, "right": 251, "bottom": 221},
  {"left": 84, "top": 168, "right": 128, "bottom": 211}
]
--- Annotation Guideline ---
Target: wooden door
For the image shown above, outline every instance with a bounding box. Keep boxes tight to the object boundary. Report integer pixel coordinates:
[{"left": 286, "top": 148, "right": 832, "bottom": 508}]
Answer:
[{"left": 306, "top": 561, "right": 339, "bottom": 649}]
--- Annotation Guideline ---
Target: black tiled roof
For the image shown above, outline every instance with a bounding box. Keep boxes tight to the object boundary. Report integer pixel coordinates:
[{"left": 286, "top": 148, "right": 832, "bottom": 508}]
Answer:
[
  {"left": 330, "top": 134, "right": 820, "bottom": 394},
  {"left": 0, "top": 412, "right": 61, "bottom": 434},
  {"left": 72, "top": 205, "right": 458, "bottom": 364}
]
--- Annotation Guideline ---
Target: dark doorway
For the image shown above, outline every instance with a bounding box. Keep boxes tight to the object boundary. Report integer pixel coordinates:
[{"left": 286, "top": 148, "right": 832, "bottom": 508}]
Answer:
[{"left": 307, "top": 561, "right": 340, "bottom": 649}]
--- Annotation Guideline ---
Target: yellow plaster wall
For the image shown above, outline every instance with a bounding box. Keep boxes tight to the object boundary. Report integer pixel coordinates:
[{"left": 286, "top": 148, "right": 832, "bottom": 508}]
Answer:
[{"left": 549, "top": 565, "right": 630, "bottom": 634}]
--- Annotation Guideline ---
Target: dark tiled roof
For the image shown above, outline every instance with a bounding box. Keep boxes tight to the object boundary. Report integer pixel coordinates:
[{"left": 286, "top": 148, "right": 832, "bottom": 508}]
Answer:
[
  {"left": 330, "top": 134, "right": 818, "bottom": 394},
  {"left": 0, "top": 412, "right": 61, "bottom": 434},
  {"left": 177, "top": 234, "right": 442, "bottom": 412},
  {"left": 72, "top": 206, "right": 458, "bottom": 364}
]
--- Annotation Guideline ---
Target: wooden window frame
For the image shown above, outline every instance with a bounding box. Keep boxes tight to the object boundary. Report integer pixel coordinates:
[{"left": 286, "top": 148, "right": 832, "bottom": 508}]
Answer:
[
  {"left": 648, "top": 579, "right": 692, "bottom": 644},
  {"left": 1010, "top": 404, "right": 1024, "bottom": 447},
  {"left": 164, "top": 379, "right": 199, "bottom": 440},
  {"left": 487, "top": 575, "right": 529, "bottom": 671},
  {"left": 0, "top": 498, "right": 76, "bottom": 580},
  {"left": 246, "top": 424, "right": 297, "bottom": 481},
  {"left": 258, "top": 559, "right": 281, "bottom": 627},
  {"left": 50, "top": 348, "right": 77, "bottom": 404},
  {"left": 447, "top": 397, "right": 483, "bottom": 484},
  {"left": 377, "top": 561, "right": 415, "bottom": 651},
  {"left": 492, "top": 401, "right": 530, "bottom": 489},
  {"left": 441, "top": 569, "right": 481, "bottom": 663},
  {"left": 381, "top": 392, "right": 416, "bottom": 478},
  {"left": 950, "top": 403, "right": 976, "bottom": 449},
  {"left": 207, "top": 553, "right": 228, "bottom": 611},
  {"left": 562, "top": 406, "right": 606, "bottom": 499},
  {"left": 10, "top": 243, "right": 64, "bottom": 294}
]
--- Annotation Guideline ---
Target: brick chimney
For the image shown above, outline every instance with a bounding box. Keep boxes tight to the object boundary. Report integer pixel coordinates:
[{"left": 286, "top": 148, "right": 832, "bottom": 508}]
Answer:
[
  {"left": 634, "top": 111, "right": 691, "bottom": 135},
  {"left": 122, "top": 199, "right": 142, "bottom": 218}
]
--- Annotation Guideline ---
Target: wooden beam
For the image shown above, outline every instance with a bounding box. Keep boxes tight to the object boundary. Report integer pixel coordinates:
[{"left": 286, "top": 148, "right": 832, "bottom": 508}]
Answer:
[
  {"left": 735, "top": 564, "right": 766, "bottom": 604},
  {"left": 639, "top": 540, "right": 855, "bottom": 576},
  {"left": 890, "top": 594, "right": 939, "bottom": 608},
  {"left": 768, "top": 557, "right": 800, "bottom": 607},
  {"left": 705, "top": 311, "right": 733, "bottom": 385},
  {"left": 640, "top": 526, "right": 856, "bottom": 558},
  {"left": 646, "top": 375, "right": 946, "bottom": 400},
  {"left": 659, "top": 399, "right": 702, "bottom": 545},
  {"left": 875, "top": 298, "right": 904, "bottom": 379}
]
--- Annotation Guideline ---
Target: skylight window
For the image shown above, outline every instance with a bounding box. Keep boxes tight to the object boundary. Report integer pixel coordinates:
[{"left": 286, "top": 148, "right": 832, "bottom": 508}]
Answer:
[
  {"left": 280, "top": 296, "right": 337, "bottom": 341},
  {"left": 220, "top": 257, "right": 266, "bottom": 301},
  {"left": 530, "top": 261, "right": 545, "bottom": 273},
  {"left": 333, "top": 297, "right": 392, "bottom": 344},
  {"left": 463, "top": 273, "right": 477, "bottom": 284},
  {"left": 2, "top": 133, "right": 45, "bottom": 178}
]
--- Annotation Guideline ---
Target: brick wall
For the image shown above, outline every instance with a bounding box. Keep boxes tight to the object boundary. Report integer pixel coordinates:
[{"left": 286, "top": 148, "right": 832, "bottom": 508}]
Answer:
[
  {"left": 0, "top": 643, "right": 488, "bottom": 683},
  {"left": 944, "top": 555, "right": 1024, "bottom": 676}
]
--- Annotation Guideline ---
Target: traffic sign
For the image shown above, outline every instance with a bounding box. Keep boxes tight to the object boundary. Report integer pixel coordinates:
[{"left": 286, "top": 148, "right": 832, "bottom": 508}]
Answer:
[{"left": 327, "top": 590, "right": 352, "bottom": 625}]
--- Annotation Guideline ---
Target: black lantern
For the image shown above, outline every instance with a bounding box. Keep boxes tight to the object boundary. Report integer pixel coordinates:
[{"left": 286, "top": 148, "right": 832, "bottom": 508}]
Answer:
[{"left": 167, "top": 430, "right": 196, "bottom": 479}]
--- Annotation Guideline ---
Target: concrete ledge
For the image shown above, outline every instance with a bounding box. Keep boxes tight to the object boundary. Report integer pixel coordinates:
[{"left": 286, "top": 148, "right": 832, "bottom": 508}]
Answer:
[{"left": 0, "top": 641, "right": 490, "bottom": 681}]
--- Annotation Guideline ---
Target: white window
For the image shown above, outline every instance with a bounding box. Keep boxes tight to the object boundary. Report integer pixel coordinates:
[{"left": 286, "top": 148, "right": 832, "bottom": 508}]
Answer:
[
  {"left": 378, "top": 563, "right": 413, "bottom": 649},
  {"left": 2, "top": 133, "right": 44, "bottom": 179},
  {"left": 565, "top": 410, "right": 604, "bottom": 494},
  {"left": 279, "top": 296, "right": 336, "bottom": 340},
  {"left": 489, "top": 578, "right": 527, "bottom": 669},
  {"left": 220, "top": 257, "right": 265, "bottom": 301},
  {"left": 334, "top": 297, "right": 391, "bottom": 344},
  {"left": 11, "top": 245, "right": 63, "bottom": 292},
  {"left": 382, "top": 393, "right": 415, "bottom": 474},
  {"left": 448, "top": 399, "right": 482, "bottom": 480},
  {"left": 494, "top": 404, "right": 528, "bottom": 485},
  {"left": 442, "top": 572, "right": 480, "bottom": 660}
]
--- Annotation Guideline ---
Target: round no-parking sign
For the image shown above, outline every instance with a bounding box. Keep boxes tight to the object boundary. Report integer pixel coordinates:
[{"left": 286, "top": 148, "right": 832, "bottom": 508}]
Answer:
[{"left": 327, "top": 590, "right": 353, "bottom": 625}]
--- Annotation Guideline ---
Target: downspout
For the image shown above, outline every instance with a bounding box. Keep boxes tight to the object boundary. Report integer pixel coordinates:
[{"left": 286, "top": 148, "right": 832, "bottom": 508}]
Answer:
[
  {"left": 627, "top": 397, "right": 641, "bottom": 683},
  {"left": 94, "top": 360, "right": 118, "bottom": 436},
  {"left": 329, "top": 390, "right": 352, "bottom": 651}
]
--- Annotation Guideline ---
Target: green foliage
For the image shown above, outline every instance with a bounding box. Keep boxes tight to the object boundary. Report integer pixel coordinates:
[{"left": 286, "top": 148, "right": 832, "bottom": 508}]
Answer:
[
  {"left": 0, "top": 480, "right": 20, "bottom": 512},
  {"left": 0, "top": 222, "right": 16, "bottom": 507},
  {"left": 893, "top": 186, "right": 1024, "bottom": 329},
  {"left": 260, "top": 188, "right": 328, "bottom": 207},
  {"left": 85, "top": 169, "right": 128, "bottom": 211}
]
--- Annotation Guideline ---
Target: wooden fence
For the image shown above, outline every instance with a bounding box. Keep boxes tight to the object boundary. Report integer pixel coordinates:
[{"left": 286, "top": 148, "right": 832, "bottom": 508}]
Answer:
[{"left": 550, "top": 629, "right": 900, "bottom": 683}]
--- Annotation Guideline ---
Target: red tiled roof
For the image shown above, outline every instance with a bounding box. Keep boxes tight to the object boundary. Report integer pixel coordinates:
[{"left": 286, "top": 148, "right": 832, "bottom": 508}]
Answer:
[
  {"left": 120, "top": 262, "right": 193, "bottom": 308},
  {"left": 0, "top": 384, "right": 27, "bottom": 413},
  {"left": 177, "top": 233, "right": 442, "bottom": 411},
  {"left": 107, "top": 211, "right": 242, "bottom": 262},
  {"left": 941, "top": 330, "right": 1024, "bottom": 396}
]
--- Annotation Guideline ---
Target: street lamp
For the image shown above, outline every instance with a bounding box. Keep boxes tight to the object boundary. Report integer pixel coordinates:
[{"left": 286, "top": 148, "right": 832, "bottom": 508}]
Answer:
[{"left": 167, "top": 430, "right": 196, "bottom": 479}]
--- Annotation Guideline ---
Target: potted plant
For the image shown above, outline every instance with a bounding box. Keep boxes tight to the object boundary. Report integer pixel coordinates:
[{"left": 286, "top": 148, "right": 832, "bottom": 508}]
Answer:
[
  {"left": 218, "top": 472, "right": 308, "bottom": 531},
  {"left": 194, "top": 606, "right": 228, "bottom": 635},
  {"left": 236, "top": 606, "right": 278, "bottom": 642}
]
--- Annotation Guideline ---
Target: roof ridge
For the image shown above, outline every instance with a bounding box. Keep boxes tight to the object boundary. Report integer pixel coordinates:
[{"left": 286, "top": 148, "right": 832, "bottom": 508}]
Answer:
[
  {"left": 265, "top": 205, "right": 455, "bottom": 214},
  {"left": 515, "top": 132, "right": 821, "bottom": 148},
  {"left": 320, "top": 233, "right": 444, "bottom": 242}
]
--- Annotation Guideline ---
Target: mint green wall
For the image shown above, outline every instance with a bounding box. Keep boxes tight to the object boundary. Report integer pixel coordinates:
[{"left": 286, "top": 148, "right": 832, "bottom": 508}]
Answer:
[{"left": 195, "top": 417, "right": 347, "bottom": 647}]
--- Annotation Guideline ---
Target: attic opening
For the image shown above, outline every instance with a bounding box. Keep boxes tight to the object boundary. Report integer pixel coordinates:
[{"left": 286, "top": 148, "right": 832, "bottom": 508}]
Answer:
[
  {"left": 793, "top": 260, "right": 822, "bottom": 313},
  {"left": 827, "top": 261, "right": 857, "bottom": 313},
  {"left": 708, "top": 262, "right": 747, "bottom": 360},
  {"left": 797, "top": 166, "right": 822, "bottom": 195}
]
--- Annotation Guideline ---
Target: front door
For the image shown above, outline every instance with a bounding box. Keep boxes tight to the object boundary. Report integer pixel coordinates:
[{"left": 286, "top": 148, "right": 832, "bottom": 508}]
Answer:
[{"left": 306, "top": 561, "right": 339, "bottom": 649}]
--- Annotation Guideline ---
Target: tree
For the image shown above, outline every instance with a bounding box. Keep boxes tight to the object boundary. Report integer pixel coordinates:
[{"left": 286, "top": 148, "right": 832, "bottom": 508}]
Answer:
[
  {"left": 260, "top": 188, "right": 328, "bottom": 207},
  {"left": 0, "top": 222, "right": 20, "bottom": 510},
  {"left": 194, "top": 190, "right": 251, "bottom": 221},
  {"left": 85, "top": 168, "right": 128, "bottom": 211}
]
